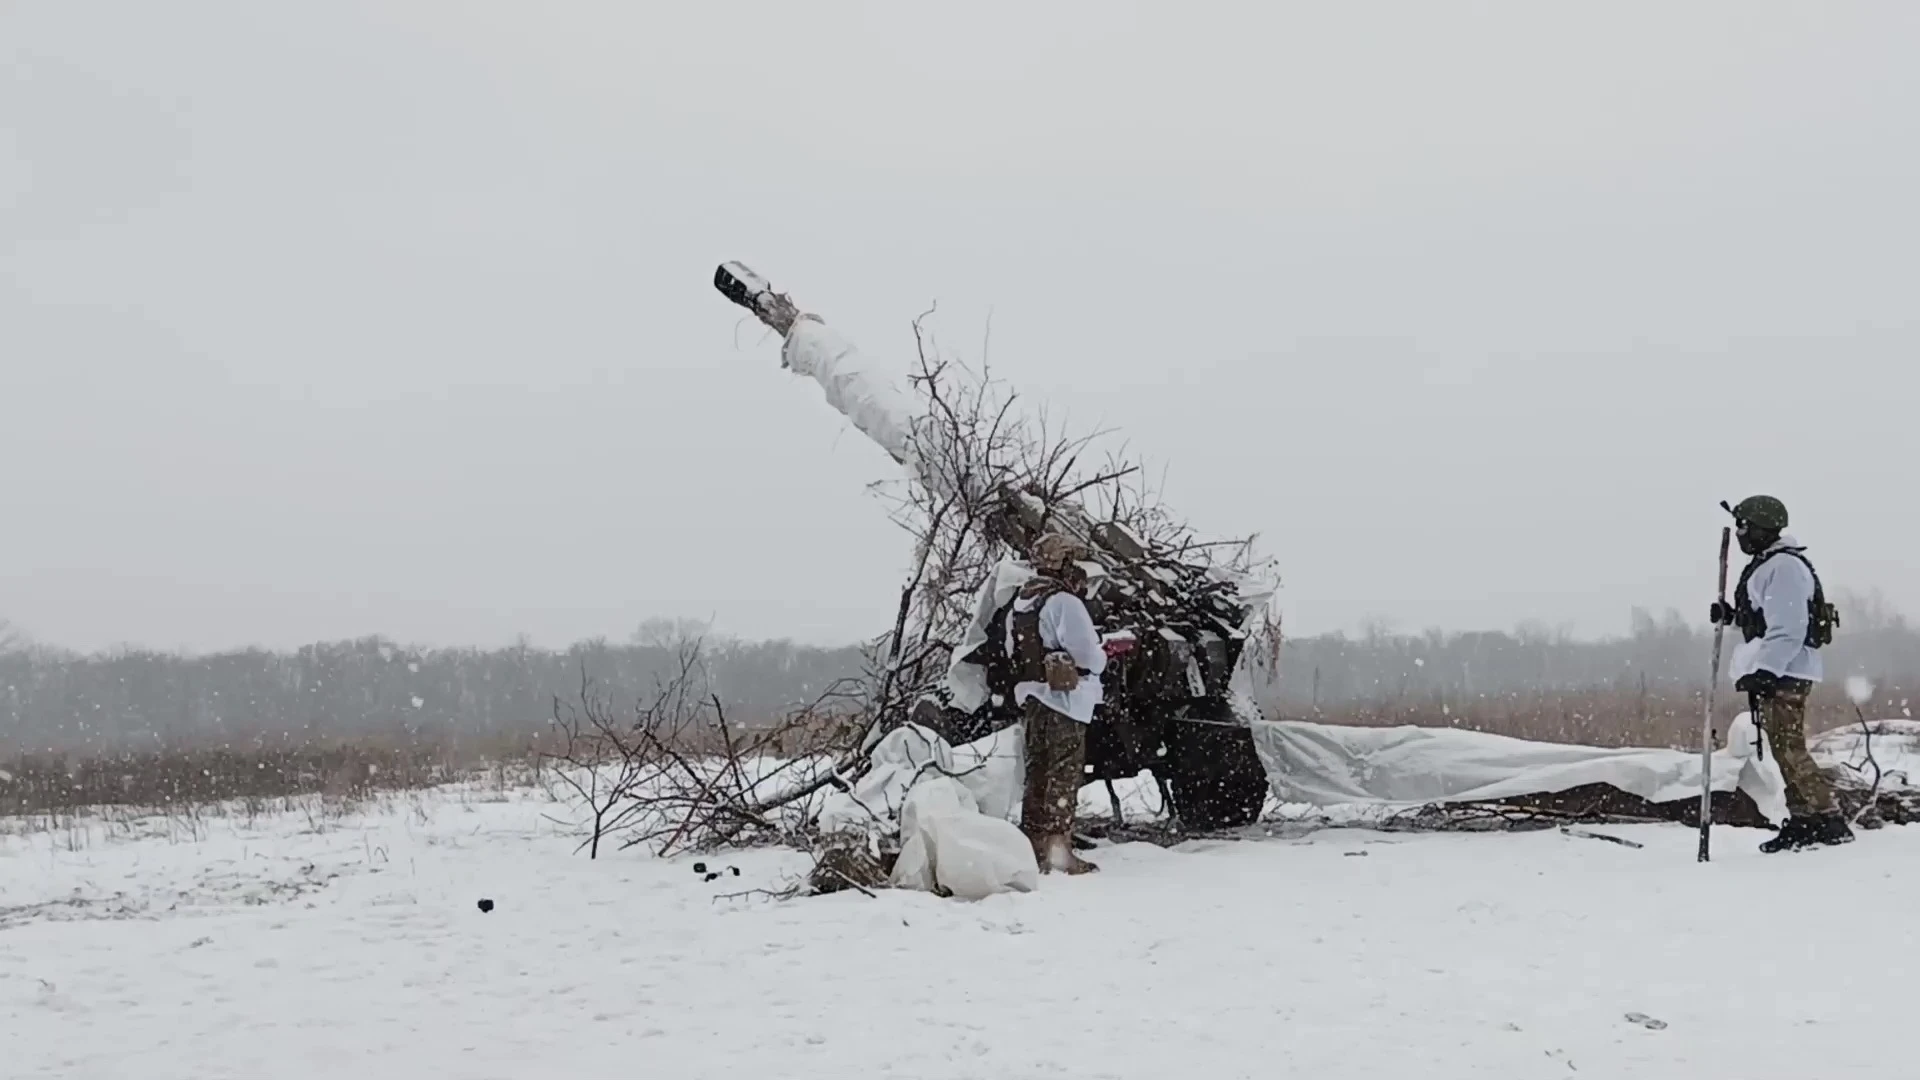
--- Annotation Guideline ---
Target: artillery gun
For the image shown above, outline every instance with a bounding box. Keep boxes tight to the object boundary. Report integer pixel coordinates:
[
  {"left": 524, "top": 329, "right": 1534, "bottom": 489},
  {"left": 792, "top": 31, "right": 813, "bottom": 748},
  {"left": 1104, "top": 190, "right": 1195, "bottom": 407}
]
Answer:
[{"left": 713, "top": 262, "right": 1274, "bottom": 830}]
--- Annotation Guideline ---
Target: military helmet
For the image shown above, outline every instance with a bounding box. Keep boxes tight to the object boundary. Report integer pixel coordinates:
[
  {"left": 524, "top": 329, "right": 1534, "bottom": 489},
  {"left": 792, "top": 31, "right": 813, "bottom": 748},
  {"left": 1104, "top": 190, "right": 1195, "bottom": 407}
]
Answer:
[
  {"left": 1730, "top": 495, "right": 1789, "bottom": 532},
  {"left": 1030, "top": 532, "right": 1093, "bottom": 572}
]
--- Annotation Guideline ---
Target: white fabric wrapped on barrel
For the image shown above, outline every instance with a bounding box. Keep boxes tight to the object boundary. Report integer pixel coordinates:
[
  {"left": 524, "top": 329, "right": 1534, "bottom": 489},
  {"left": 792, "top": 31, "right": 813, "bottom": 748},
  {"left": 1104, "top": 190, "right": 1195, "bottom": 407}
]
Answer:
[{"left": 781, "top": 319, "right": 922, "bottom": 472}]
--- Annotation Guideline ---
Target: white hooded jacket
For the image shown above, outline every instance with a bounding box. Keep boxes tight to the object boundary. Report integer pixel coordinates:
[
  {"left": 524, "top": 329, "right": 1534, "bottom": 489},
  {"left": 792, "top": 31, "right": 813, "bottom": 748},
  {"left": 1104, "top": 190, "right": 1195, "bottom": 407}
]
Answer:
[
  {"left": 1727, "top": 534, "right": 1824, "bottom": 685},
  {"left": 1003, "top": 588, "right": 1106, "bottom": 724}
]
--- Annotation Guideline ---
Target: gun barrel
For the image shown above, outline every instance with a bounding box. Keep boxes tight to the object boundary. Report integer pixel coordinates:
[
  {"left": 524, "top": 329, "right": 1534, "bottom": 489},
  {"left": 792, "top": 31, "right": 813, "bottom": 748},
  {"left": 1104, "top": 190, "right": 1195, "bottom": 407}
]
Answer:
[
  {"left": 710, "top": 260, "right": 1273, "bottom": 622},
  {"left": 714, "top": 261, "right": 930, "bottom": 479}
]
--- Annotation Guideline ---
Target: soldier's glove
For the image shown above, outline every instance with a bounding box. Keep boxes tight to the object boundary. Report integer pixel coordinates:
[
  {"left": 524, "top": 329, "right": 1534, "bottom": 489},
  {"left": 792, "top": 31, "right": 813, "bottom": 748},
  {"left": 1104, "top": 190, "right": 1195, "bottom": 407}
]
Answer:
[
  {"left": 1708, "top": 601, "right": 1737, "bottom": 627},
  {"left": 1735, "top": 671, "right": 1781, "bottom": 698},
  {"left": 1042, "top": 651, "right": 1082, "bottom": 693}
]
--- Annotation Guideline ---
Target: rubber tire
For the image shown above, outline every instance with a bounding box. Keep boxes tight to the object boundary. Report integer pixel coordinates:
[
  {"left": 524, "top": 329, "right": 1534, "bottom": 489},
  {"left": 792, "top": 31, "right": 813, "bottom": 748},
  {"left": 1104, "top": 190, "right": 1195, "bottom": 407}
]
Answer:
[{"left": 1162, "top": 718, "right": 1269, "bottom": 831}]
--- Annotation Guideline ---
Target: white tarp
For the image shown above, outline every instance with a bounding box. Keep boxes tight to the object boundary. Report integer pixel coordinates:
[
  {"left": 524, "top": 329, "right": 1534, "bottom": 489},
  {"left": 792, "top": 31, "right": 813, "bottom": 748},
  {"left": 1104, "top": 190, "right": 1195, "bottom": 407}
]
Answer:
[
  {"left": 818, "top": 723, "right": 1026, "bottom": 836},
  {"left": 1249, "top": 717, "right": 1792, "bottom": 825}
]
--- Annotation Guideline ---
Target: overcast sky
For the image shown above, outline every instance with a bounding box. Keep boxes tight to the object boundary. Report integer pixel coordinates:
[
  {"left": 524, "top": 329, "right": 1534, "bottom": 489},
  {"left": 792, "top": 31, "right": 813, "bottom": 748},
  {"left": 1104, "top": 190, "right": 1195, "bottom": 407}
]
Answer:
[{"left": 4, "top": 2, "right": 1917, "bottom": 654}]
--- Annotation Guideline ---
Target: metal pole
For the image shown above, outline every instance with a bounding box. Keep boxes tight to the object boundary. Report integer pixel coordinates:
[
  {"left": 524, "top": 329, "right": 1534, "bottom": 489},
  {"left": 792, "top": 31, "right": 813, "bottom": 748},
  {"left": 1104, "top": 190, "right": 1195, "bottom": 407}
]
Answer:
[{"left": 1698, "top": 526, "right": 1732, "bottom": 862}]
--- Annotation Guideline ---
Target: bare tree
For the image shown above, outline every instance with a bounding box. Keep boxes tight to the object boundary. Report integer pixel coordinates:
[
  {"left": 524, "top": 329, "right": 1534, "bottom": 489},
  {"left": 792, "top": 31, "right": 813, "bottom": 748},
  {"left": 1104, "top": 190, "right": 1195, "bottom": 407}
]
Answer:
[
  {"left": 540, "top": 668, "right": 654, "bottom": 860},
  {"left": 540, "top": 637, "right": 867, "bottom": 857}
]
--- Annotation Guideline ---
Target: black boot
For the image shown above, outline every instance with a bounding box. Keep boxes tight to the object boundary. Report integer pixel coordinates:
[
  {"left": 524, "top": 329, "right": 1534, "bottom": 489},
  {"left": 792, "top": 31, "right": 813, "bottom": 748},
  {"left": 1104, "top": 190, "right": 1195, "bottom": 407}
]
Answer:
[
  {"left": 1759, "top": 812, "right": 1855, "bottom": 854},
  {"left": 1806, "top": 811, "right": 1856, "bottom": 848},
  {"left": 1759, "top": 816, "right": 1814, "bottom": 854}
]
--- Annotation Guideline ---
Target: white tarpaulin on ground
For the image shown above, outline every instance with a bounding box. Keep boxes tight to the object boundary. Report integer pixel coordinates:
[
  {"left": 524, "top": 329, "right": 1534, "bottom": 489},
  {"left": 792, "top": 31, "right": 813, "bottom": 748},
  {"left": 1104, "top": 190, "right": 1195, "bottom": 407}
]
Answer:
[
  {"left": 822, "top": 712, "right": 1920, "bottom": 846},
  {"left": 1249, "top": 717, "right": 1793, "bottom": 824}
]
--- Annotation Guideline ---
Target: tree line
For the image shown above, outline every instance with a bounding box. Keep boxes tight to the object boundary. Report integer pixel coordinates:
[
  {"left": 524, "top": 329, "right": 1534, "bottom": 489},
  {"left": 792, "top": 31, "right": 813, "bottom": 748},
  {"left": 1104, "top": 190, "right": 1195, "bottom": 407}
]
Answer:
[
  {"left": 2, "top": 593, "right": 1914, "bottom": 755},
  {"left": 1271, "top": 593, "right": 1919, "bottom": 714}
]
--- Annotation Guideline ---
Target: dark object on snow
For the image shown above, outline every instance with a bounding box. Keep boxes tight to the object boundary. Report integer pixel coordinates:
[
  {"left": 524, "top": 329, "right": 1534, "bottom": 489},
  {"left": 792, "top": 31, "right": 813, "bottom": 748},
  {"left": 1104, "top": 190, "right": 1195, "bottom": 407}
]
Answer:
[
  {"left": 1486, "top": 781, "right": 1770, "bottom": 828},
  {"left": 730, "top": 866, "right": 740, "bottom": 876},
  {"left": 1759, "top": 810, "right": 1855, "bottom": 853},
  {"left": 692, "top": 862, "right": 707, "bottom": 874},
  {"left": 703, "top": 872, "right": 721, "bottom": 882},
  {"left": 1559, "top": 825, "right": 1643, "bottom": 849},
  {"left": 476, "top": 898, "right": 494, "bottom": 913}
]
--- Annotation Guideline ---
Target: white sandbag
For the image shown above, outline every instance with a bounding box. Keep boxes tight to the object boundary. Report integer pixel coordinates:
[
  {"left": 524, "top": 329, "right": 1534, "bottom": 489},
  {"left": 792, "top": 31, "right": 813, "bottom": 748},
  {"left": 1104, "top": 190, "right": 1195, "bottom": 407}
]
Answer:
[
  {"left": 890, "top": 828, "right": 937, "bottom": 892},
  {"left": 926, "top": 811, "right": 1039, "bottom": 899},
  {"left": 899, "top": 773, "right": 979, "bottom": 836},
  {"left": 889, "top": 775, "right": 979, "bottom": 893},
  {"left": 889, "top": 774, "right": 1038, "bottom": 898}
]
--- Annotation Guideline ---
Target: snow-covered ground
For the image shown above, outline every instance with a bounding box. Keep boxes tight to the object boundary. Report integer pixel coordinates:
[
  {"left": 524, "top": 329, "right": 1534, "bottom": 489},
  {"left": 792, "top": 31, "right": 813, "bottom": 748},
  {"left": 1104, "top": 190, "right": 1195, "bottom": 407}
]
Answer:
[{"left": 4, "top": 781, "right": 1915, "bottom": 1079}]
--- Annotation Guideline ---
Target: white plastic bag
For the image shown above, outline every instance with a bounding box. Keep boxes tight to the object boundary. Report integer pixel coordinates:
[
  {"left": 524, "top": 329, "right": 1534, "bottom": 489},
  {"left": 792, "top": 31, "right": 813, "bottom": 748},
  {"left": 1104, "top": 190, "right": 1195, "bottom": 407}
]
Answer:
[
  {"left": 928, "top": 813, "right": 1039, "bottom": 899},
  {"left": 889, "top": 775, "right": 1038, "bottom": 898}
]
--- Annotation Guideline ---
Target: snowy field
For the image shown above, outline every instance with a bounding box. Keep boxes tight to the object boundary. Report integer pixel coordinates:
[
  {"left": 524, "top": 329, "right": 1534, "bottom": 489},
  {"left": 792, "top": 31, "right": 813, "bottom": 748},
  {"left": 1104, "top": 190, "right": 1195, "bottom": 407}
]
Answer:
[{"left": 4, "top": 779, "right": 1916, "bottom": 1080}]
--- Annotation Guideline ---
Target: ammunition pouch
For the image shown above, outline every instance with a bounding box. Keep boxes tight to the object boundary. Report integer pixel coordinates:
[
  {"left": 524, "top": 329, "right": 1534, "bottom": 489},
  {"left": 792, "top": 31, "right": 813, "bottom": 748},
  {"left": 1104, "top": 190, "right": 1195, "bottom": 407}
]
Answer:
[
  {"left": 1809, "top": 599, "right": 1839, "bottom": 649},
  {"left": 1043, "top": 652, "right": 1082, "bottom": 693}
]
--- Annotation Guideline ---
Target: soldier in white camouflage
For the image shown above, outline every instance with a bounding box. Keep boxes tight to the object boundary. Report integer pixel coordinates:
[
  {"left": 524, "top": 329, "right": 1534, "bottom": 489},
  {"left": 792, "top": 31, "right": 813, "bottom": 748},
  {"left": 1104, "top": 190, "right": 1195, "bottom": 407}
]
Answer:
[
  {"left": 1005, "top": 532, "right": 1108, "bottom": 874},
  {"left": 1710, "top": 495, "right": 1853, "bottom": 853}
]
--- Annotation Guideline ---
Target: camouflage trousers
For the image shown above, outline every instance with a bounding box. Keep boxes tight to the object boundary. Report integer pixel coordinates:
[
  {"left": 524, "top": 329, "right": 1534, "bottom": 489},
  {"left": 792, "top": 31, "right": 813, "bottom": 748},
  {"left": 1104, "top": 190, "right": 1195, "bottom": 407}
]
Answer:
[
  {"left": 1754, "top": 680, "right": 1836, "bottom": 816},
  {"left": 1022, "top": 698, "right": 1087, "bottom": 838}
]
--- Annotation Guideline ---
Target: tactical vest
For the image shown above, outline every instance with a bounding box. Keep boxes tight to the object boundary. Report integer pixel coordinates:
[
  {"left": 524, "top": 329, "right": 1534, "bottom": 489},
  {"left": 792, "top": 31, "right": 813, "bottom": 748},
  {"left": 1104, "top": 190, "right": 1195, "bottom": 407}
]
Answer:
[
  {"left": 1733, "top": 547, "right": 1838, "bottom": 649},
  {"left": 1008, "top": 579, "right": 1080, "bottom": 684}
]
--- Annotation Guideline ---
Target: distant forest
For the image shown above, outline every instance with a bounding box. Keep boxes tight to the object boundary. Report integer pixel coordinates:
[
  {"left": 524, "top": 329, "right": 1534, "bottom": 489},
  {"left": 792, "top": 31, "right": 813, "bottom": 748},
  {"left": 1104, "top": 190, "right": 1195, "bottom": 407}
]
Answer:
[{"left": 3, "top": 594, "right": 1917, "bottom": 755}]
